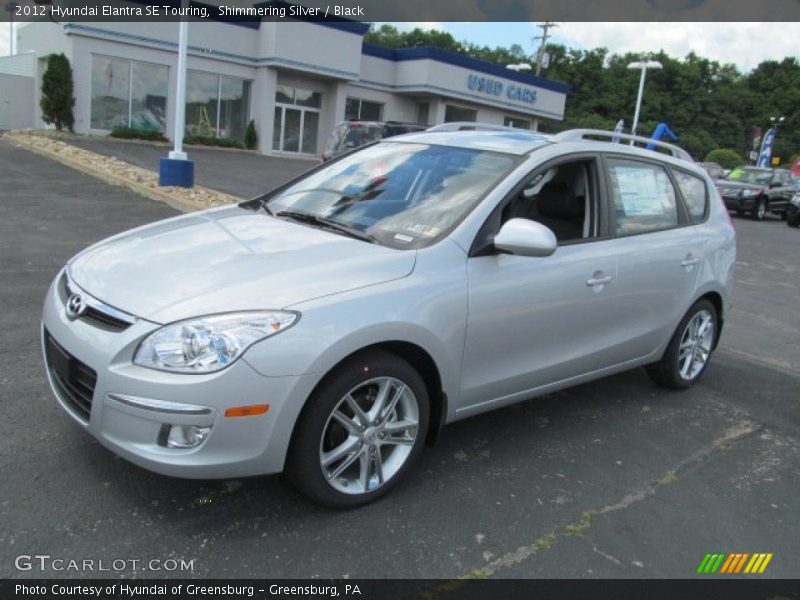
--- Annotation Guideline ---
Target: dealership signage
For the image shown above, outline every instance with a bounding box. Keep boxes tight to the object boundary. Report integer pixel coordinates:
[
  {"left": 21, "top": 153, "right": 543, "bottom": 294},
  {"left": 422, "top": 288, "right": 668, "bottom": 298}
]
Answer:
[{"left": 467, "top": 74, "right": 538, "bottom": 105}]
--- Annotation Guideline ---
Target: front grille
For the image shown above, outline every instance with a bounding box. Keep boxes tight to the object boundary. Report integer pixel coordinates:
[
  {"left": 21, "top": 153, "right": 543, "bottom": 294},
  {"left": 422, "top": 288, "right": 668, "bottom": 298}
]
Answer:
[
  {"left": 60, "top": 272, "right": 133, "bottom": 332},
  {"left": 82, "top": 306, "right": 132, "bottom": 332},
  {"left": 44, "top": 330, "right": 97, "bottom": 422}
]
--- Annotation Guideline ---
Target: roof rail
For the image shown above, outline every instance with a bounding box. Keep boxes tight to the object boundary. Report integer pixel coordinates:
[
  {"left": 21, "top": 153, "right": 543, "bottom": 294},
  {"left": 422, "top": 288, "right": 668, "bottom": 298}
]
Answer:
[
  {"left": 427, "top": 122, "right": 522, "bottom": 133},
  {"left": 552, "top": 129, "right": 693, "bottom": 161}
]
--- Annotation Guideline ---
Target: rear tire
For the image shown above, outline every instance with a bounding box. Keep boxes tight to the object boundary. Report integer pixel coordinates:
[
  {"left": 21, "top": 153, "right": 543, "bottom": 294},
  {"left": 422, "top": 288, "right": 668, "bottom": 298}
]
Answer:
[
  {"left": 646, "top": 299, "right": 718, "bottom": 390},
  {"left": 286, "top": 350, "right": 429, "bottom": 509}
]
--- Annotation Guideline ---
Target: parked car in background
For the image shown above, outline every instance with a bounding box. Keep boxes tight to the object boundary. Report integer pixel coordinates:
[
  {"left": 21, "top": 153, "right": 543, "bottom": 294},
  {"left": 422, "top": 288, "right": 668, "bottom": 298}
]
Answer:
[
  {"left": 42, "top": 128, "right": 735, "bottom": 508},
  {"left": 716, "top": 166, "right": 797, "bottom": 220},
  {"left": 787, "top": 191, "right": 800, "bottom": 227},
  {"left": 321, "top": 121, "right": 426, "bottom": 161},
  {"left": 697, "top": 162, "right": 726, "bottom": 181}
]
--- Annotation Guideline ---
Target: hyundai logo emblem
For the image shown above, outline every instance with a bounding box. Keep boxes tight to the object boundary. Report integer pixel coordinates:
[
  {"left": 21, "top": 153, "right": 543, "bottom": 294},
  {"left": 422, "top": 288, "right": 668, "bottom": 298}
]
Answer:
[{"left": 65, "top": 293, "right": 86, "bottom": 319}]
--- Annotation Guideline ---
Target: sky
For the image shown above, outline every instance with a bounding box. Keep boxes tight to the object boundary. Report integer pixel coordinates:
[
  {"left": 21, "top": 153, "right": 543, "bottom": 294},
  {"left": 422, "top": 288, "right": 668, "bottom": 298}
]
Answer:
[{"left": 2, "top": 22, "right": 798, "bottom": 73}]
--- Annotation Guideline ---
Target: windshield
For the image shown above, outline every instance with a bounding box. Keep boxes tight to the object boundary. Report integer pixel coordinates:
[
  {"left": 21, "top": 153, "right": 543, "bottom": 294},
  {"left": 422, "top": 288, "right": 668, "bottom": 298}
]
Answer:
[
  {"left": 265, "top": 142, "right": 519, "bottom": 249},
  {"left": 727, "top": 167, "right": 771, "bottom": 185}
]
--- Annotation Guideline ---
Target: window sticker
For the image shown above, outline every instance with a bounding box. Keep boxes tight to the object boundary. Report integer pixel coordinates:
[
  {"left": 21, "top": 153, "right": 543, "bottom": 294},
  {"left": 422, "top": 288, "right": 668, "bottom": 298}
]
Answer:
[{"left": 612, "top": 165, "right": 669, "bottom": 216}]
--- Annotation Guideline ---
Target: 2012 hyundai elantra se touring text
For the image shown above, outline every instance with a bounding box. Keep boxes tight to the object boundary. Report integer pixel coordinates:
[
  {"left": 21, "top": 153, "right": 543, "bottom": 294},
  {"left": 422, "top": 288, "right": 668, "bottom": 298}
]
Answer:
[{"left": 42, "top": 128, "right": 735, "bottom": 507}]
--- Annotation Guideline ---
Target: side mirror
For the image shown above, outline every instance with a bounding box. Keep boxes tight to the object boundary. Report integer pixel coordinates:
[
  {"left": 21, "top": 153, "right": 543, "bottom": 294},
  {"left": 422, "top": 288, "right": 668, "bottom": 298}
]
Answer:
[{"left": 493, "top": 218, "right": 557, "bottom": 257}]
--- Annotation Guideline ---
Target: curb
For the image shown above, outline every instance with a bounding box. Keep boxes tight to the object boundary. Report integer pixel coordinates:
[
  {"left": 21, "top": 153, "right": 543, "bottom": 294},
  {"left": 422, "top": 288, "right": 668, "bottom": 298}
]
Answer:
[{"left": 2, "top": 133, "right": 242, "bottom": 213}]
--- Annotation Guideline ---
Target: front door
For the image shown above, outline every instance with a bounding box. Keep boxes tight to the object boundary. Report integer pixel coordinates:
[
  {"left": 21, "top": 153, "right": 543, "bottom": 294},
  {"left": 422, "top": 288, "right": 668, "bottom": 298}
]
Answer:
[{"left": 459, "top": 157, "right": 631, "bottom": 413}]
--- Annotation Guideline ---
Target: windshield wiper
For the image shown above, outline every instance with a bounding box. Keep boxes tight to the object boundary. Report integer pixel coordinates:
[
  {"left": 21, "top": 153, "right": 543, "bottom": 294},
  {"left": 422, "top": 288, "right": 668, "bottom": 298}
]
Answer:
[{"left": 275, "top": 210, "right": 376, "bottom": 244}]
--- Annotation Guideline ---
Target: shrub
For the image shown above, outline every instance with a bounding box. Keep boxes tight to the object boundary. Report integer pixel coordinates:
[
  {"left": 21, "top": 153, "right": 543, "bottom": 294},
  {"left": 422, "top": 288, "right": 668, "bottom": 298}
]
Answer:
[
  {"left": 40, "top": 53, "right": 75, "bottom": 132},
  {"left": 244, "top": 120, "right": 258, "bottom": 150},
  {"left": 704, "top": 148, "right": 743, "bottom": 170},
  {"left": 183, "top": 135, "right": 243, "bottom": 149},
  {"left": 110, "top": 127, "right": 168, "bottom": 142}
]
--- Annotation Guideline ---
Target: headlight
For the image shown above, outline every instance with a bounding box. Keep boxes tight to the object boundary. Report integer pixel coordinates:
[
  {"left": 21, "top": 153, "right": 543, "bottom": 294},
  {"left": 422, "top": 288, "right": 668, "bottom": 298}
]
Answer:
[
  {"left": 134, "top": 311, "right": 298, "bottom": 373},
  {"left": 791, "top": 194, "right": 800, "bottom": 207},
  {"left": 741, "top": 189, "right": 761, "bottom": 197}
]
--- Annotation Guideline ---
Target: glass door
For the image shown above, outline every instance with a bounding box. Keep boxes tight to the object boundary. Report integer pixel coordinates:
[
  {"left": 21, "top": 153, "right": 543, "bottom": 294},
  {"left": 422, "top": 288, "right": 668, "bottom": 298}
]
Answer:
[{"left": 272, "top": 85, "right": 321, "bottom": 154}]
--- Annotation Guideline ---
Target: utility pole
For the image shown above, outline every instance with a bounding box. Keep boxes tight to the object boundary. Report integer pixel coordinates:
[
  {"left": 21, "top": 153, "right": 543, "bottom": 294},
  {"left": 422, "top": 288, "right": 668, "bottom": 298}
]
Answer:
[{"left": 531, "top": 21, "right": 557, "bottom": 131}]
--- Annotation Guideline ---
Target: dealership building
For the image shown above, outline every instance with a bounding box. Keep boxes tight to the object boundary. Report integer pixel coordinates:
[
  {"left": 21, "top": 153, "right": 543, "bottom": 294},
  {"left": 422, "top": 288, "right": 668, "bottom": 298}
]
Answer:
[{"left": 4, "top": 17, "right": 570, "bottom": 157}]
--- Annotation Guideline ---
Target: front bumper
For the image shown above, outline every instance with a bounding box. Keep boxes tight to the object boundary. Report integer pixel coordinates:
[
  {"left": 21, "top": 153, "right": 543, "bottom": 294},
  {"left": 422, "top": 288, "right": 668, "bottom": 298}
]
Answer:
[
  {"left": 720, "top": 194, "right": 754, "bottom": 211},
  {"left": 41, "top": 271, "right": 318, "bottom": 479}
]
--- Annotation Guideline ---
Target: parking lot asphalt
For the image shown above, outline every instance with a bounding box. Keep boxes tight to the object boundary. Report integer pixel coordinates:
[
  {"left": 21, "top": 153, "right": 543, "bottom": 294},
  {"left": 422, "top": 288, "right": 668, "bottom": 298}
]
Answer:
[
  {"left": 67, "top": 137, "right": 314, "bottom": 199},
  {"left": 1, "top": 138, "right": 798, "bottom": 580}
]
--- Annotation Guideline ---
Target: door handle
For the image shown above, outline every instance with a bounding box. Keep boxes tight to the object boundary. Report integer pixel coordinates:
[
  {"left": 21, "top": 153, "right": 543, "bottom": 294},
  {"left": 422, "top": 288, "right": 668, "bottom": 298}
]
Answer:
[
  {"left": 681, "top": 254, "right": 700, "bottom": 267},
  {"left": 586, "top": 275, "right": 614, "bottom": 287}
]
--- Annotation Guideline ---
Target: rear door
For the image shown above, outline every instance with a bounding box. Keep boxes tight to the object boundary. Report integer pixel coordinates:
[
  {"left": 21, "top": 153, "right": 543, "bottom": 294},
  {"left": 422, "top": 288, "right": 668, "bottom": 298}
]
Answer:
[{"left": 602, "top": 156, "right": 703, "bottom": 358}]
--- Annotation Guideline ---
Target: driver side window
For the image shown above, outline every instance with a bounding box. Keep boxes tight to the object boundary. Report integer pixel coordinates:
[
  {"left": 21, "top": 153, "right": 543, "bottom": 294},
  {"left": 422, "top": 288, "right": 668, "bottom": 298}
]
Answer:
[
  {"left": 471, "top": 158, "right": 601, "bottom": 256},
  {"left": 500, "top": 159, "right": 599, "bottom": 244}
]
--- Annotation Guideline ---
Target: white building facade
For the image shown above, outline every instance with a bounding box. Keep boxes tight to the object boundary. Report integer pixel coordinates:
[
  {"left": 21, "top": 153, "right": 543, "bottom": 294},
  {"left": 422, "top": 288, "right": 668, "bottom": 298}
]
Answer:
[{"left": 16, "top": 19, "right": 570, "bottom": 157}]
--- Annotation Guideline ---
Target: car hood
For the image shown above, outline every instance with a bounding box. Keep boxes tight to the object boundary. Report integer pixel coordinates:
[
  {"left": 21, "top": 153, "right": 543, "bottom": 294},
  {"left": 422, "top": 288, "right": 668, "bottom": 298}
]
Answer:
[
  {"left": 715, "top": 180, "right": 765, "bottom": 191},
  {"left": 68, "top": 205, "right": 416, "bottom": 323}
]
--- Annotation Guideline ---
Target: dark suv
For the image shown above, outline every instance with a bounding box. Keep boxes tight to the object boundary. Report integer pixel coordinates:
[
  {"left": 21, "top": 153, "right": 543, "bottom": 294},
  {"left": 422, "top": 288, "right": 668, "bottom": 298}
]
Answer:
[
  {"left": 321, "top": 121, "right": 426, "bottom": 161},
  {"left": 716, "top": 166, "right": 798, "bottom": 220}
]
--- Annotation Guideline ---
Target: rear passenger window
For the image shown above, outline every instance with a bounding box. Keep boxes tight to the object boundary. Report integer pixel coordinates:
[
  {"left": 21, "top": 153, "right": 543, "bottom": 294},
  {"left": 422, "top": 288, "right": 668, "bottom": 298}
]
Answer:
[
  {"left": 673, "top": 170, "right": 708, "bottom": 223},
  {"left": 607, "top": 159, "right": 678, "bottom": 236}
]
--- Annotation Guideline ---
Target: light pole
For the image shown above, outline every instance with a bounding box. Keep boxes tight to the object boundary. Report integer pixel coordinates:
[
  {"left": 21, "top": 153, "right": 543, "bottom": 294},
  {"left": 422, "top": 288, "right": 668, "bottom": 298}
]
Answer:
[
  {"left": 158, "top": 0, "right": 194, "bottom": 188},
  {"left": 5, "top": 1, "right": 15, "bottom": 56},
  {"left": 627, "top": 60, "right": 662, "bottom": 139},
  {"left": 770, "top": 115, "right": 786, "bottom": 138}
]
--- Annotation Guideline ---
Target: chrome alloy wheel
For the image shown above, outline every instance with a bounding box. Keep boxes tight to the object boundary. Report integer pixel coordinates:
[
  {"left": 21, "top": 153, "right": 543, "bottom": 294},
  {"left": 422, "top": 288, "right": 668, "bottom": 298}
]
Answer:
[
  {"left": 678, "top": 309, "right": 714, "bottom": 381},
  {"left": 757, "top": 200, "right": 767, "bottom": 220},
  {"left": 319, "top": 377, "right": 419, "bottom": 495}
]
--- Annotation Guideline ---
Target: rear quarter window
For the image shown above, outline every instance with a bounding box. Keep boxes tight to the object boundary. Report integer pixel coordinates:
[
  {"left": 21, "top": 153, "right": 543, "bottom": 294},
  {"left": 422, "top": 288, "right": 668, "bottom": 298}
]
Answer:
[{"left": 673, "top": 170, "right": 708, "bottom": 224}]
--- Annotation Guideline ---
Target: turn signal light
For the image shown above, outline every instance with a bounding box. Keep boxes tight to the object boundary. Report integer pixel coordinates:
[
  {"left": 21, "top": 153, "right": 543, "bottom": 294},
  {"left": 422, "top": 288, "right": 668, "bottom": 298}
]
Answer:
[{"left": 224, "top": 404, "right": 270, "bottom": 418}]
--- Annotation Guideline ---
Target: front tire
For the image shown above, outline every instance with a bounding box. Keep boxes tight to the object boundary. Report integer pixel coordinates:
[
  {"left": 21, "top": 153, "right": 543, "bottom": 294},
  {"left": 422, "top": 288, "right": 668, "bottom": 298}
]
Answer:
[
  {"left": 646, "top": 299, "right": 718, "bottom": 390},
  {"left": 286, "top": 350, "right": 429, "bottom": 508},
  {"left": 787, "top": 214, "right": 800, "bottom": 228}
]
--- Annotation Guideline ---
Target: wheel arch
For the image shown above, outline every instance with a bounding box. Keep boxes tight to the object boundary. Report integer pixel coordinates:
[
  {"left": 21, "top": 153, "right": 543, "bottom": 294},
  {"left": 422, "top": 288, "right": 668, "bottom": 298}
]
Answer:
[
  {"left": 291, "top": 338, "right": 450, "bottom": 455},
  {"left": 696, "top": 290, "right": 724, "bottom": 349}
]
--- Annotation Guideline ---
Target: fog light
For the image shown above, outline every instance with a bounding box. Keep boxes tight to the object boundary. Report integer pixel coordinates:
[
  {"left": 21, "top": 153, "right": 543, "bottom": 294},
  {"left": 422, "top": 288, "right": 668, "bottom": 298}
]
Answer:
[{"left": 166, "top": 425, "right": 211, "bottom": 449}]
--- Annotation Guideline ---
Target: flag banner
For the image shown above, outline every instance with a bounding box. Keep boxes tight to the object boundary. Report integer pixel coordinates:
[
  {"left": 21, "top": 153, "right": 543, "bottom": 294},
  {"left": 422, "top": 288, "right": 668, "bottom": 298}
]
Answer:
[{"left": 757, "top": 128, "right": 776, "bottom": 168}]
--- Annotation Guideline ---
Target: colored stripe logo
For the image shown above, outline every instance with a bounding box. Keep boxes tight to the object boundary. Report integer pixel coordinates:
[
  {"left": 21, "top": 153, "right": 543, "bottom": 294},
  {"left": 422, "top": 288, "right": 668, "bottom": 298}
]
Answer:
[{"left": 696, "top": 553, "right": 773, "bottom": 574}]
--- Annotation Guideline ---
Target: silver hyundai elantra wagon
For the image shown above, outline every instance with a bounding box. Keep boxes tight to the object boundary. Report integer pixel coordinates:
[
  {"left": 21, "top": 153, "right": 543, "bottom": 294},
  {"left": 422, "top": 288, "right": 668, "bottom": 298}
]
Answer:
[{"left": 42, "top": 128, "right": 735, "bottom": 507}]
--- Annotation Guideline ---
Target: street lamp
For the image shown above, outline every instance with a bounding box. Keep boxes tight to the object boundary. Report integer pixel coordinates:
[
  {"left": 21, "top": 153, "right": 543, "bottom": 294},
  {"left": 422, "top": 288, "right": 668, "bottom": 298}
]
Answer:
[
  {"left": 770, "top": 115, "right": 786, "bottom": 137},
  {"left": 627, "top": 60, "right": 662, "bottom": 139}
]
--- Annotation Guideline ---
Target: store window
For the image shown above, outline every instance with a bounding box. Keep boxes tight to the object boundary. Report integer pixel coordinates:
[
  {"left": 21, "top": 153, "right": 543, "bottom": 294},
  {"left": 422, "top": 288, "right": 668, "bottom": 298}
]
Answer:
[
  {"left": 90, "top": 55, "right": 168, "bottom": 133},
  {"left": 345, "top": 97, "right": 384, "bottom": 121},
  {"left": 185, "top": 71, "right": 251, "bottom": 142},
  {"left": 273, "top": 85, "right": 322, "bottom": 154},
  {"left": 444, "top": 104, "right": 477, "bottom": 122},
  {"left": 504, "top": 116, "right": 531, "bottom": 129}
]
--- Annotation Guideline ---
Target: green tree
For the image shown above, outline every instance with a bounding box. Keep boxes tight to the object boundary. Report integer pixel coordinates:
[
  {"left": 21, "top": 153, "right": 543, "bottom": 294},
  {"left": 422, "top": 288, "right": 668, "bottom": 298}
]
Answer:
[
  {"left": 705, "top": 149, "right": 743, "bottom": 169},
  {"left": 40, "top": 53, "right": 75, "bottom": 132}
]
